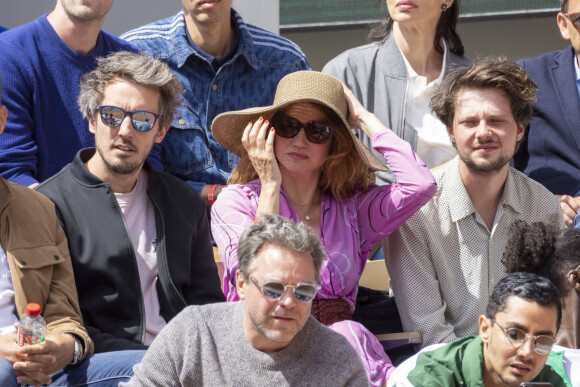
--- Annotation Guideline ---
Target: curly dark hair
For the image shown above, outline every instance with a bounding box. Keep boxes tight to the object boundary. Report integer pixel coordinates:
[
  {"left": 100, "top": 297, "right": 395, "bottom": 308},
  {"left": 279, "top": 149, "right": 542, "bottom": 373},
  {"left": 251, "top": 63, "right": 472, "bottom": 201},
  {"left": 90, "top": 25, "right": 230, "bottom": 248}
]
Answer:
[
  {"left": 368, "top": 0, "right": 464, "bottom": 56},
  {"left": 561, "top": 0, "right": 568, "bottom": 13},
  {"left": 502, "top": 219, "right": 579, "bottom": 298},
  {"left": 486, "top": 272, "right": 561, "bottom": 331}
]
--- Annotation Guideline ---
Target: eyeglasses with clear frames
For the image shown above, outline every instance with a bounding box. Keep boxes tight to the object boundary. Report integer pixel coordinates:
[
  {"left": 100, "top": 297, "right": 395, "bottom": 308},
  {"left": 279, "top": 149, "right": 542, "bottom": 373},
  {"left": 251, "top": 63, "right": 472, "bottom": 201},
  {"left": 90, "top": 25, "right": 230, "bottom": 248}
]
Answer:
[
  {"left": 248, "top": 275, "right": 320, "bottom": 303},
  {"left": 492, "top": 318, "right": 555, "bottom": 355}
]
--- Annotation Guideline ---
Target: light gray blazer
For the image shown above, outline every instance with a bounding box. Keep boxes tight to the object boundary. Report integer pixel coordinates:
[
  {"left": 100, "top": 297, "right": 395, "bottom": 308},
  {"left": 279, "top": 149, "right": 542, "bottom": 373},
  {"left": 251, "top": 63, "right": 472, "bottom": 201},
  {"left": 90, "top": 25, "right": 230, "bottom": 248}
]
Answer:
[{"left": 323, "top": 33, "right": 471, "bottom": 185}]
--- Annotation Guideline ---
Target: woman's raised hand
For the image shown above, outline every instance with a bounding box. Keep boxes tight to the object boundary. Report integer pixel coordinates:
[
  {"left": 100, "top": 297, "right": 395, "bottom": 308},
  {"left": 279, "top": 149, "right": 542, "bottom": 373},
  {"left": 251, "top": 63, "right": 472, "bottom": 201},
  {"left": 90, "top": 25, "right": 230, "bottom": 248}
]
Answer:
[
  {"left": 241, "top": 117, "right": 282, "bottom": 187},
  {"left": 343, "top": 82, "right": 385, "bottom": 138}
]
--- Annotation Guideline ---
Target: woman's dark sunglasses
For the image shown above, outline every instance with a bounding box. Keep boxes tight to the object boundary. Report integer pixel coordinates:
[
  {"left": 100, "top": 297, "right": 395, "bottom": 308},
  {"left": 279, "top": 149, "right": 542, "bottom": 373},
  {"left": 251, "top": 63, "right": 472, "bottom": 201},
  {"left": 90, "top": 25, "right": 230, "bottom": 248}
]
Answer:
[
  {"left": 98, "top": 105, "right": 159, "bottom": 132},
  {"left": 271, "top": 112, "right": 332, "bottom": 144},
  {"left": 567, "top": 11, "right": 580, "bottom": 29}
]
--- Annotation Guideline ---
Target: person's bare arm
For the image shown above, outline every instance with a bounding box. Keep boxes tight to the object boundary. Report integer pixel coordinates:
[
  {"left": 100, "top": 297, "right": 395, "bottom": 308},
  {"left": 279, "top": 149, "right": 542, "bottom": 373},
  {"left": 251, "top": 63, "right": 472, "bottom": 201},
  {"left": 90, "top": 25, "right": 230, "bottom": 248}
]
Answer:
[{"left": 242, "top": 117, "right": 281, "bottom": 221}]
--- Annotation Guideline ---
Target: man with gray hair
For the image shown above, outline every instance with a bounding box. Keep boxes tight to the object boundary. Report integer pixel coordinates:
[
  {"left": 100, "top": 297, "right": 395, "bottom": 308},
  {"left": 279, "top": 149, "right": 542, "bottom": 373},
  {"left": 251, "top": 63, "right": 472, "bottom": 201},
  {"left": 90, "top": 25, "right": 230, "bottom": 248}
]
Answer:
[
  {"left": 37, "top": 51, "right": 225, "bottom": 354},
  {"left": 123, "top": 214, "right": 369, "bottom": 386}
]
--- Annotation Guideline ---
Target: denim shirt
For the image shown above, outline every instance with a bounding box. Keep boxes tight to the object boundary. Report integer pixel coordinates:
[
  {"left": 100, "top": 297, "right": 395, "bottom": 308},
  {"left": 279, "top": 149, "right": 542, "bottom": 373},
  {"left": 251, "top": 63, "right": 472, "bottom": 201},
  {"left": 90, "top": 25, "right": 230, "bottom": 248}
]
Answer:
[{"left": 122, "top": 10, "right": 310, "bottom": 193}]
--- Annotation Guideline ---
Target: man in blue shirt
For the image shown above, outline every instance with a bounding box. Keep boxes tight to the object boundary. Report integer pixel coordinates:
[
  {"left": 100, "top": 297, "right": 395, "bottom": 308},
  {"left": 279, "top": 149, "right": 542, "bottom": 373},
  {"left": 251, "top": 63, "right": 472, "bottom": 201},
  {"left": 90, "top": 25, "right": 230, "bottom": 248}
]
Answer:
[
  {"left": 514, "top": 0, "right": 580, "bottom": 226},
  {"left": 122, "top": 0, "right": 309, "bottom": 206}
]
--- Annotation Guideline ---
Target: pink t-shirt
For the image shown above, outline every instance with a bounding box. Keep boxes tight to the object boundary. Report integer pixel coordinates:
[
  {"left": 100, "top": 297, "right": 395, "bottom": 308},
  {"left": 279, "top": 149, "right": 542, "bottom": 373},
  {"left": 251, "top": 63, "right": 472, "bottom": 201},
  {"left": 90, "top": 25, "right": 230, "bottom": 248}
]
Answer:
[
  {"left": 115, "top": 170, "right": 165, "bottom": 345},
  {"left": 211, "top": 129, "right": 437, "bottom": 310}
]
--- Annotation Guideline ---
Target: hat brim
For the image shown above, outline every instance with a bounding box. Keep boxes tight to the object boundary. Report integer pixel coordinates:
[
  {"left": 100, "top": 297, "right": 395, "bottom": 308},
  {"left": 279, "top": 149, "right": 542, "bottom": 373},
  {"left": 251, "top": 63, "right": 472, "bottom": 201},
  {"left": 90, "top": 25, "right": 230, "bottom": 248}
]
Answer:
[{"left": 211, "top": 100, "right": 390, "bottom": 173}]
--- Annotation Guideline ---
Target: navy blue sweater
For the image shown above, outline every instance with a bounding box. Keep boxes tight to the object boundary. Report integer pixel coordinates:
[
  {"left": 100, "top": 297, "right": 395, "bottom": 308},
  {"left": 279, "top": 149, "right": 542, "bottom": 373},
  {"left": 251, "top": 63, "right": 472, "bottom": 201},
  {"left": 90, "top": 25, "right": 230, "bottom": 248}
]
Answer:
[{"left": 0, "top": 14, "right": 161, "bottom": 185}]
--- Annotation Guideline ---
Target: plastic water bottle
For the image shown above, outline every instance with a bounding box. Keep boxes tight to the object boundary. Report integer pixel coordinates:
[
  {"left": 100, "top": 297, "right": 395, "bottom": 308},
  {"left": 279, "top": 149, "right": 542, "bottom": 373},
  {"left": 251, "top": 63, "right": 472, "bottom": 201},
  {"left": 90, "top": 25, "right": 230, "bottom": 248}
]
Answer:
[{"left": 18, "top": 303, "right": 46, "bottom": 346}]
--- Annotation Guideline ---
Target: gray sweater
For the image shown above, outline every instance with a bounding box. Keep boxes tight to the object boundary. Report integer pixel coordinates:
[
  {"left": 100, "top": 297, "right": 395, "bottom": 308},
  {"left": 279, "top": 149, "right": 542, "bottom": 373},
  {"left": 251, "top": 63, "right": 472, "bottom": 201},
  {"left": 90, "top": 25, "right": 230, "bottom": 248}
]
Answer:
[
  {"left": 323, "top": 34, "right": 470, "bottom": 185},
  {"left": 122, "top": 302, "right": 369, "bottom": 386}
]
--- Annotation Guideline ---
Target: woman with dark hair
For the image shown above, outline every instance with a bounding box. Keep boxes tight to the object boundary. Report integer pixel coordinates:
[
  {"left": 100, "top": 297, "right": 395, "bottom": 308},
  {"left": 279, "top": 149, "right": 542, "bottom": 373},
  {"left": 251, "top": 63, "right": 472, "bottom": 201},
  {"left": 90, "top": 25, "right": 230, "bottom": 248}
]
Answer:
[
  {"left": 324, "top": 0, "right": 470, "bottom": 179},
  {"left": 502, "top": 220, "right": 580, "bottom": 384},
  {"left": 211, "top": 71, "right": 437, "bottom": 386}
]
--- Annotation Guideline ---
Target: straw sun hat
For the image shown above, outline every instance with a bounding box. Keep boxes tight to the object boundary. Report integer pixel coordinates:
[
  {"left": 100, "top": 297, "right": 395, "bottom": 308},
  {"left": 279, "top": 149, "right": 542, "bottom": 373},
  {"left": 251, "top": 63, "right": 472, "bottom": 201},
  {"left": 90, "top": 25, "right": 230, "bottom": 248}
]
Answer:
[{"left": 211, "top": 71, "right": 389, "bottom": 172}]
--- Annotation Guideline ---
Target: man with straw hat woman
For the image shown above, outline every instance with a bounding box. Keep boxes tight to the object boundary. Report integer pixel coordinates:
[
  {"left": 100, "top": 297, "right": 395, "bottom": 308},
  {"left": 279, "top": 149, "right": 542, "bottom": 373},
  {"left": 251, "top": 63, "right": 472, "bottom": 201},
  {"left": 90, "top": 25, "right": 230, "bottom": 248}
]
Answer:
[{"left": 210, "top": 71, "right": 436, "bottom": 386}]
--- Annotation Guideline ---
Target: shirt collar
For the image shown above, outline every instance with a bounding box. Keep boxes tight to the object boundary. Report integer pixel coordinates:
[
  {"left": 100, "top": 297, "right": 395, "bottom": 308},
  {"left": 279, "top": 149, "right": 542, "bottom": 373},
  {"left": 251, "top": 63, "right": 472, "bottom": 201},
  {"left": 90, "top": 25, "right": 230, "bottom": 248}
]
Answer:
[
  {"left": 173, "top": 8, "right": 258, "bottom": 70},
  {"left": 185, "top": 13, "right": 240, "bottom": 72},
  {"left": 399, "top": 39, "right": 448, "bottom": 86},
  {"left": 574, "top": 54, "right": 580, "bottom": 102},
  {"left": 498, "top": 167, "right": 522, "bottom": 215},
  {"left": 440, "top": 156, "right": 477, "bottom": 222},
  {"left": 441, "top": 157, "right": 521, "bottom": 223}
]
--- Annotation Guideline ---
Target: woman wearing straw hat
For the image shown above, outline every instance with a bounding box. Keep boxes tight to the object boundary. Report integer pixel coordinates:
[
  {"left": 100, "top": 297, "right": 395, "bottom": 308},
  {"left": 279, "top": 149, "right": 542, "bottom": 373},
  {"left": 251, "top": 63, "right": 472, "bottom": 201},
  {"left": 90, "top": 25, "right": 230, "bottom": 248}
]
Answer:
[{"left": 211, "top": 71, "right": 436, "bottom": 386}]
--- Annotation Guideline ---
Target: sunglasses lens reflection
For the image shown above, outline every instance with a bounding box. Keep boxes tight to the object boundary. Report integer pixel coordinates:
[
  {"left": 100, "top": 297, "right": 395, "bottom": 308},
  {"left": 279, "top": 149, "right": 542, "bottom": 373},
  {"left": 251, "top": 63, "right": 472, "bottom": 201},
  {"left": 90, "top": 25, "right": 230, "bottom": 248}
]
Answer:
[
  {"left": 505, "top": 328, "right": 554, "bottom": 355},
  {"left": 100, "top": 107, "right": 124, "bottom": 127},
  {"left": 261, "top": 281, "right": 317, "bottom": 302},
  {"left": 535, "top": 337, "right": 555, "bottom": 355},
  {"left": 262, "top": 282, "right": 285, "bottom": 300},
  {"left": 131, "top": 111, "right": 156, "bottom": 132},
  {"left": 273, "top": 114, "right": 301, "bottom": 139},
  {"left": 99, "top": 106, "right": 157, "bottom": 132},
  {"left": 272, "top": 113, "right": 332, "bottom": 144},
  {"left": 293, "top": 284, "right": 317, "bottom": 302}
]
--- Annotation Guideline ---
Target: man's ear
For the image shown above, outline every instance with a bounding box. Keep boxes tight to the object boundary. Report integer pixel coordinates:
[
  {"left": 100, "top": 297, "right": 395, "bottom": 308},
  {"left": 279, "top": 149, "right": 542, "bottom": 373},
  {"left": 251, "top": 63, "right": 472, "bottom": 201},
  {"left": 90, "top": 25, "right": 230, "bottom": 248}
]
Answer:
[
  {"left": 88, "top": 116, "right": 97, "bottom": 134},
  {"left": 447, "top": 126, "right": 455, "bottom": 144},
  {"left": 236, "top": 270, "right": 247, "bottom": 300},
  {"left": 558, "top": 12, "right": 572, "bottom": 41},
  {"left": 567, "top": 268, "right": 580, "bottom": 291},
  {"left": 154, "top": 125, "right": 169, "bottom": 144},
  {"left": 479, "top": 315, "right": 492, "bottom": 343},
  {"left": 516, "top": 123, "right": 525, "bottom": 142}
]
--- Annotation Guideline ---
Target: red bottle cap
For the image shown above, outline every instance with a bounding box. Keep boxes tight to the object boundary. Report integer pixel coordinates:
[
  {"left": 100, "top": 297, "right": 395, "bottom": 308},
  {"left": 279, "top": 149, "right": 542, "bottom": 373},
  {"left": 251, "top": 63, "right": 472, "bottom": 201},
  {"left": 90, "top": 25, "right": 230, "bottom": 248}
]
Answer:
[{"left": 26, "top": 303, "right": 41, "bottom": 316}]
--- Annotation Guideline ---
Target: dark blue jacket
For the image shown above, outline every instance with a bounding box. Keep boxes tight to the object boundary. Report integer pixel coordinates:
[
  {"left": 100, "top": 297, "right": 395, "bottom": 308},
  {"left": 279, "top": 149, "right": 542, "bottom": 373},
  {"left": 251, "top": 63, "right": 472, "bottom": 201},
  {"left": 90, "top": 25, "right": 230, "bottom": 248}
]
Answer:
[{"left": 514, "top": 46, "right": 580, "bottom": 195}]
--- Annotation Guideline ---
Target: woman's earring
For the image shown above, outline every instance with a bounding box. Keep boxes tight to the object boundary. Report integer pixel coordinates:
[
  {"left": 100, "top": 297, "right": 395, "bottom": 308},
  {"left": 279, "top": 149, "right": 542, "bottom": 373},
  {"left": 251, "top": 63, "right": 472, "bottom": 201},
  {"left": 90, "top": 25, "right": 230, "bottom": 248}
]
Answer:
[{"left": 441, "top": 3, "right": 448, "bottom": 11}]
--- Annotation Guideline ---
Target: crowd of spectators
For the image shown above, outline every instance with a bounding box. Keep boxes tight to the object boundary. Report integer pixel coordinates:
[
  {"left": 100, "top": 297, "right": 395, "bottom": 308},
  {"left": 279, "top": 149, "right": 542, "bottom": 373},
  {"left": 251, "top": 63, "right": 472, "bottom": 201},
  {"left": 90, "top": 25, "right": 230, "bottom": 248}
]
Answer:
[{"left": 0, "top": 0, "right": 578, "bottom": 386}]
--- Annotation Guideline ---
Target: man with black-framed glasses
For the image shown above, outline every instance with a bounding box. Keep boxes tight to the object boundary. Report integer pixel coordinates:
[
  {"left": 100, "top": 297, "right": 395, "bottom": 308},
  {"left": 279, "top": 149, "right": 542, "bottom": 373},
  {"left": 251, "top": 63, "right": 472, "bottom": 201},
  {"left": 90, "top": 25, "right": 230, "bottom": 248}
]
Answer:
[
  {"left": 122, "top": 214, "right": 369, "bottom": 386},
  {"left": 514, "top": 0, "right": 580, "bottom": 227},
  {"left": 36, "top": 51, "right": 225, "bottom": 355},
  {"left": 387, "top": 272, "right": 571, "bottom": 387}
]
